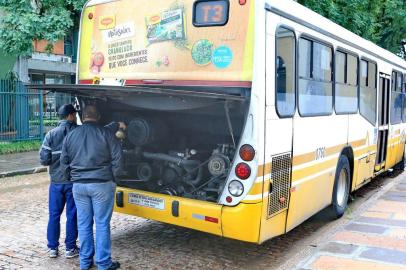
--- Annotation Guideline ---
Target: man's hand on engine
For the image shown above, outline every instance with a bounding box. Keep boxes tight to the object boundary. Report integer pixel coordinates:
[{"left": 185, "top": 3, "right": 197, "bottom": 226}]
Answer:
[{"left": 118, "top": 122, "right": 127, "bottom": 130}]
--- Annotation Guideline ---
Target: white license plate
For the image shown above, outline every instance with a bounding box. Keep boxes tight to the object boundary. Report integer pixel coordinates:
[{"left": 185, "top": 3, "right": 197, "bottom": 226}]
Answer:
[{"left": 128, "top": 193, "right": 165, "bottom": 210}]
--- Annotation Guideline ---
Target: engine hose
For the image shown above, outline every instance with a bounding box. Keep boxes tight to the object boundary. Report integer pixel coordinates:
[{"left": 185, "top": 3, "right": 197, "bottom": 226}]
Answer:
[
  {"left": 143, "top": 152, "right": 200, "bottom": 165},
  {"left": 185, "top": 165, "right": 203, "bottom": 186},
  {"left": 142, "top": 152, "right": 203, "bottom": 185}
]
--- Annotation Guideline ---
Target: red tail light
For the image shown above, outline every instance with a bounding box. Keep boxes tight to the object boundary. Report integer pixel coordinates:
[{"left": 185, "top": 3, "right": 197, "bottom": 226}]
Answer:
[
  {"left": 235, "top": 163, "right": 251, "bottom": 180},
  {"left": 239, "top": 144, "right": 255, "bottom": 161}
]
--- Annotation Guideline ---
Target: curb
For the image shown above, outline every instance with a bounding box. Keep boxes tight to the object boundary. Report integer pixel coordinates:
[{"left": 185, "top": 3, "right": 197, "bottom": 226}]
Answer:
[{"left": 0, "top": 166, "right": 47, "bottom": 178}]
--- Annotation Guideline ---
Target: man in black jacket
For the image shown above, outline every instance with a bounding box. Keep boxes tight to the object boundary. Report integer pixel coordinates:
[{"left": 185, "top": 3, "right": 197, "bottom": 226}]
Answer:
[
  {"left": 39, "top": 104, "right": 79, "bottom": 259},
  {"left": 61, "top": 105, "right": 124, "bottom": 270}
]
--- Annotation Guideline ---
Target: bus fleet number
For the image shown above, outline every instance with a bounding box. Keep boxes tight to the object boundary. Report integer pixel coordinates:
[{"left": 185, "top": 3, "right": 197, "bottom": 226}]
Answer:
[{"left": 315, "top": 147, "right": 326, "bottom": 160}]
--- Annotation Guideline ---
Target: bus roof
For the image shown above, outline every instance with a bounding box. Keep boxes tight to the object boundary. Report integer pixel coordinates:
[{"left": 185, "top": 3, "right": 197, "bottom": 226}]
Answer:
[{"left": 85, "top": 0, "right": 117, "bottom": 7}]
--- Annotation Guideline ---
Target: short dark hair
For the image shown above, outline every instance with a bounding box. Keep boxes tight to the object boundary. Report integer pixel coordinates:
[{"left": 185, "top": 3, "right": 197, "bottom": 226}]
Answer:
[{"left": 83, "top": 105, "right": 100, "bottom": 120}]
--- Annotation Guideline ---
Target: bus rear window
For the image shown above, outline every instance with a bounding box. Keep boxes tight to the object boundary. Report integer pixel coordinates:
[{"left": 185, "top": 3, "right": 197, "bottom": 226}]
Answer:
[{"left": 193, "top": 0, "right": 229, "bottom": 27}]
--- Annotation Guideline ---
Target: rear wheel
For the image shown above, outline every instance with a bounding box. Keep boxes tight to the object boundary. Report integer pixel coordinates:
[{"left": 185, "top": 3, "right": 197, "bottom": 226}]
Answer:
[
  {"left": 394, "top": 146, "right": 405, "bottom": 171},
  {"left": 330, "top": 155, "right": 350, "bottom": 219}
]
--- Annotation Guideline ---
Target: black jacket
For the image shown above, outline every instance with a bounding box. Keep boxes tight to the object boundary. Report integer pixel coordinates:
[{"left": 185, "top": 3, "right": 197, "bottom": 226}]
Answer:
[
  {"left": 60, "top": 121, "right": 123, "bottom": 183},
  {"left": 39, "top": 120, "right": 77, "bottom": 184}
]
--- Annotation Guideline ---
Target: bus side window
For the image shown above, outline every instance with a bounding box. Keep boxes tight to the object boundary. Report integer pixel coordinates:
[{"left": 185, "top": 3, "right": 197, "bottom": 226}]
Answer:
[
  {"left": 298, "top": 37, "right": 333, "bottom": 116},
  {"left": 275, "top": 27, "right": 296, "bottom": 117},
  {"left": 335, "top": 51, "right": 358, "bottom": 114},
  {"left": 359, "top": 60, "right": 377, "bottom": 125},
  {"left": 390, "top": 71, "right": 402, "bottom": 124},
  {"left": 403, "top": 74, "right": 406, "bottom": 123}
]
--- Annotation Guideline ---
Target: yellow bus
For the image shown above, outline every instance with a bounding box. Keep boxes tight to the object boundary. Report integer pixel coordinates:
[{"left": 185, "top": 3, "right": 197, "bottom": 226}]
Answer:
[{"left": 32, "top": 0, "right": 406, "bottom": 243}]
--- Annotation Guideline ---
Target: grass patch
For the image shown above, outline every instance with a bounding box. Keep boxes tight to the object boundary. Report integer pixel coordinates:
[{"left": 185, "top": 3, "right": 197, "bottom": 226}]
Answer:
[
  {"left": 0, "top": 140, "right": 41, "bottom": 155},
  {"left": 29, "top": 119, "right": 59, "bottom": 127}
]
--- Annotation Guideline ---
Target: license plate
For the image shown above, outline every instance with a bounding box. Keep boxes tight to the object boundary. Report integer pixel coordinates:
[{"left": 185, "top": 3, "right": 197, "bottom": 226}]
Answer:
[{"left": 128, "top": 193, "right": 165, "bottom": 210}]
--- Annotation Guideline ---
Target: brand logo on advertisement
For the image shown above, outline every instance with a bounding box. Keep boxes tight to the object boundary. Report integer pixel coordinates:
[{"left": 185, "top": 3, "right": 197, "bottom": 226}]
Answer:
[
  {"left": 147, "top": 14, "right": 161, "bottom": 24},
  {"left": 99, "top": 15, "right": 116, "bottom": 30},
  {"left": 102, "top": 22, "right": 135, "bottom": 43}
]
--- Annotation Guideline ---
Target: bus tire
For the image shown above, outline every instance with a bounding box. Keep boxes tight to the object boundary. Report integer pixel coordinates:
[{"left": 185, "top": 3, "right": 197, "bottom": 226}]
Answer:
[
  {"left": 394, "top": 147, "right": 405, "bottom": 171},
  {"left": 330, "top": 155, "right": 350, "bottom": 219}
]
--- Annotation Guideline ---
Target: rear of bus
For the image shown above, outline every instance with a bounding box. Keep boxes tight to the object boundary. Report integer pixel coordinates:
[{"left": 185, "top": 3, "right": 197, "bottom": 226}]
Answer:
[{"left": 77, "top": 0, "right": 265, "bottom": 243}]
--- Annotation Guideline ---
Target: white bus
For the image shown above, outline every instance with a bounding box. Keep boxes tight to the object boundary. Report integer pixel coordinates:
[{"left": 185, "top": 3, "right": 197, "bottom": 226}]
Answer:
[{"left": 31, "top": 0, "right": 406, "bottom": 243}]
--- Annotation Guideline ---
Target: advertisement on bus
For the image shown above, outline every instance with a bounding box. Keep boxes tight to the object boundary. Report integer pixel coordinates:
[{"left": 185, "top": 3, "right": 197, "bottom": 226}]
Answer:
[{"left": 78, "top": 0, "right": 254, "bottom": 83}]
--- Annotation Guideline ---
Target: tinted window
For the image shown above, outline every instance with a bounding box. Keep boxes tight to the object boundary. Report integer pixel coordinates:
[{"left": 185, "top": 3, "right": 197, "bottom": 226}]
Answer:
[
  {"left": 404, "top": 74, "right": 406, "bottom": 123},
  {"left": 368, "top": 62, "right": 376, "bottom": 88},
  {"left": 404, "top": 74, "right": 406, "bottom": 92},
  {"left": 397, "top": 73, "right": 403, "bottom": 92},
  {"left": 335, "top": 51, "right": 345, "bottom": 84},
  {"left": 347, "top": 55, "right": 358, "bottom": 86},
  {"left": 313, "top": 42, "right": 332, "bottom": 81},
  {"left": 298, "top": 38, "right": 333, "bottom": 116},
  {"left": 299, "top": 39, "right": 311, "bottom": 78},
  {"left": 391, "top": 91, "right": 402, "bottom": 124},
  {"left": 335, "top": 51, "right": 358, "bottom": 114},
  {"left": 359, "top": 60, "right": 376, "bottom": 124},
  {"left": 360, "top": 60, "right": 368, "bottom": 87},
  {"left": 275, "top": 27, "right": 296, "bottom": 117},
  {"left": 392, "top": 71, "right": 398, "bottom": 91},
  {"left": 391, "top": 71, "right": 403, "bottom": 124}
]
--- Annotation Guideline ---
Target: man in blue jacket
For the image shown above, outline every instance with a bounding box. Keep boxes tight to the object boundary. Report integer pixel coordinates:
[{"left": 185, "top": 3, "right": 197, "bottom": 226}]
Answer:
[
  {"left": 40, "top": 104, "right": 80, "bottom": 259},
  {"left": 61, "top": 105, "right": 124, "bottom": 270}
]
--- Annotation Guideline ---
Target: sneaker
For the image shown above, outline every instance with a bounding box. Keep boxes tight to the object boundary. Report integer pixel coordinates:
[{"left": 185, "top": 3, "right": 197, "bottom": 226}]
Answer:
[
  {"left": 107, "top": 261, "right": 121, "bottom": 270},
  {"left": 65, "top": 247, "right": 80, "bottom": 258},
  {"left": 48, "top": 248, "right": 58, "bottom": 258}
]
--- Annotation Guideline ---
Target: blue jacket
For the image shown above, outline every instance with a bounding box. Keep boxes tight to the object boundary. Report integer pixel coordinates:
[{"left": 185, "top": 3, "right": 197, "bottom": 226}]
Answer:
[
  {"left": 39, "top": 120, "right": 77, "bottom": 184},
  {"left": 60, "top": 121, "right": 123, "bottom": 183}
]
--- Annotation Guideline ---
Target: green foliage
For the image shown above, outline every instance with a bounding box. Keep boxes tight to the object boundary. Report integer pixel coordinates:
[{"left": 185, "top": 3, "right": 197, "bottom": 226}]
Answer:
[
  {"left": 0, "top": 140, "right": 41, "bottom": 155},
  {"left": 298, "top": 0, "right": 406, "bottom": 58},
  {"left": 29, "top": 118, "right": 59, "bottom": 127},
  {"left": 0, "top": 0, "right": 87, "bottom": 56}
]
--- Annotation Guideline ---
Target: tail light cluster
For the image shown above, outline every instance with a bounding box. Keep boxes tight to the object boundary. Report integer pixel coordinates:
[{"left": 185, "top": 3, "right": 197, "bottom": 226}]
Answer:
[{"left": 227, "top": 144, "right": 255, "bottom": 202}]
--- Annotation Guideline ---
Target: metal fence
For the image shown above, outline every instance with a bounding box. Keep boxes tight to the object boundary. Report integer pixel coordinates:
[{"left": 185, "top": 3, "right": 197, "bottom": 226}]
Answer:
[
  {"left": 1, "top": 80, "right": 74, "bottom": 142},
  {"left": 0, "top": 80, "right": 44, "bottom": 142}
]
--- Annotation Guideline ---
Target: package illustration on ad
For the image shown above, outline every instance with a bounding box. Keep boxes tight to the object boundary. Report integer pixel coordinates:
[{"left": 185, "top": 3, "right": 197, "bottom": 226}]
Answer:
[{"left": 146, "top": 9, "right": 186, "bottom": 45}]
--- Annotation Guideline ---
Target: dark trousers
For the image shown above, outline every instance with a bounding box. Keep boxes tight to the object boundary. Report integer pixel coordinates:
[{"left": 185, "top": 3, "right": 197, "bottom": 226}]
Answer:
[{"left": 47, "top": 183, "right": 78, "bottom": 250}]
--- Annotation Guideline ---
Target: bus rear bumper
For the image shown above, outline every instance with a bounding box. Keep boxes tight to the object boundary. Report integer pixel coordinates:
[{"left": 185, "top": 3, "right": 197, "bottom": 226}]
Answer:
[{"left": 114, "top": 187, "right": 262, "bottom": 243}]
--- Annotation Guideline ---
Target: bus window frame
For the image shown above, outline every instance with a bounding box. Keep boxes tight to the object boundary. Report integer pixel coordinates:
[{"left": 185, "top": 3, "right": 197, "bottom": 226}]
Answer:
[
  {"left": 359, "top": 56, "right": 378, "bottom": 126},
  {"left": 392, "top": 69, "right": 403, "bottom": 92},
  {"left": 297, "top": 33, "right": 334, "bottom": 118},
  {"left": 404, "top": 73, "right": 406, "bottom": 93},
  {"left": 274, "top": 24, "right": 297, "bottom": 119},
  {"left": 192, "top": 0, "right": 230, "bottom": 27},
  {"left": 402, "top": 73, "right": 406, "bottom": 123},
  {"left": 334, "top": 47, "right": 359, "bottom": 115},
  {"left": 390, "top": 69, "right": 403, "bottom": 125}
]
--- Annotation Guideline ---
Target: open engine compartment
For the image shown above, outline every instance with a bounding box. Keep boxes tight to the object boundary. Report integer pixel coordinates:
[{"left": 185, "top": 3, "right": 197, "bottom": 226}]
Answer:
[{"left": 78, "top": 87, "right": 250, "bottom": 202}]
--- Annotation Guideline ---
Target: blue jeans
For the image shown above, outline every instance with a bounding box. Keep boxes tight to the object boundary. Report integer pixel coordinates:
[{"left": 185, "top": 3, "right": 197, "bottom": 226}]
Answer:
[
  {"left": 73, "top": 182, "right": 116, "bottom": 270},
  {"left": 47, "top": 183, "right": 78, "bottom": 250}
]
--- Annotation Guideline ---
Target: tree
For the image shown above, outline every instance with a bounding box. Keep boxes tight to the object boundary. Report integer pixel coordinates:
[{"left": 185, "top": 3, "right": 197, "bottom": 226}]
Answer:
[
  {"left": 298, "top": 0, "right": 406, "bottom": 58},
  {"left": 0, "top": 0, "right": 86, "bottom": 56},
  {"left": 376, "top": 0, "right": 406, "bottom": 56}
]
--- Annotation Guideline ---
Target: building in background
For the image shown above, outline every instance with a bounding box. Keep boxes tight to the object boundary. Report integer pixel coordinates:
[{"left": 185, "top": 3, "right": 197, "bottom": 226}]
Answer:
[
  {"left": 14, "top": 32, "right": 78, "bottom": 119},
  {"left": 0, "top": 31, "right": 78, "bottom": 141}
]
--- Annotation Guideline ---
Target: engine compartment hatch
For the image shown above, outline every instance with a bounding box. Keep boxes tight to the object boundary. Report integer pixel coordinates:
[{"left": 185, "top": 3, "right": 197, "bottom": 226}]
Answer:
[{"left": 27, "top": 83, "right": 251, "bottom": 203}]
